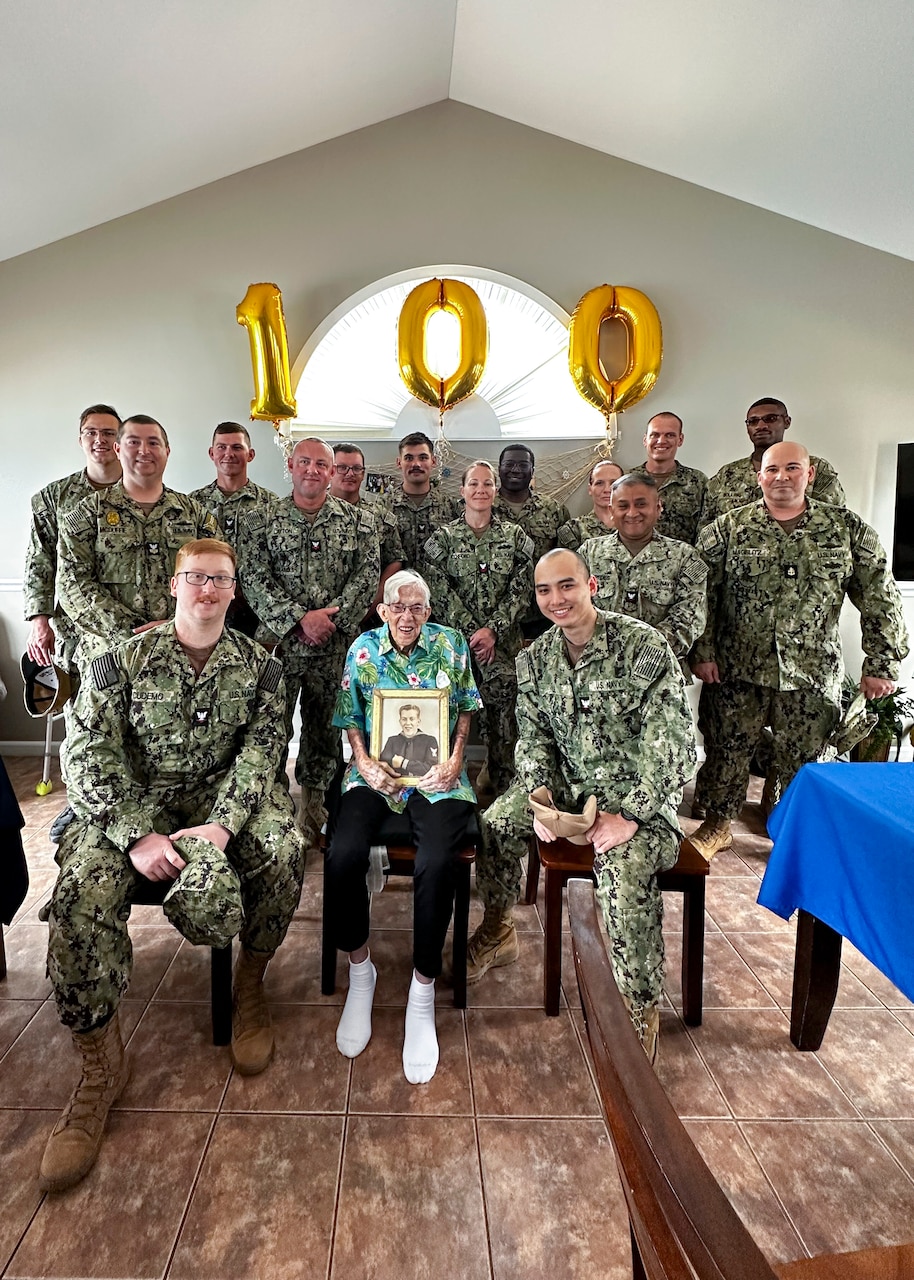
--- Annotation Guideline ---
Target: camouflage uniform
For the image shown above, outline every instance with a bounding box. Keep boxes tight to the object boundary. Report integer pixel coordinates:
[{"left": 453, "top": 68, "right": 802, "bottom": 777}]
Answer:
[
  {"left": 356, "top": 498, "right": 406, "bottom": 570},
  {"left": 46, "top": 623, "right": 305, "bottom": 1031},
  {"left": 56, "top": 482, "right": 220, "bottom": 669},
  {"left": 189, "top": 478, "right": 277, "bottom": 637},
  {"left": 423, "top": 517, "right": 534, "bottom": 794},
  {"left": 242, "top": 494, "right": 380, "bottom": 792},
  {"left": 480, "top": 610, "right": 696, "bottom": 1016},
  {"left": 493, "top": 491, "right": 570, "bottom": 634},
  {"left": 24, "top": 469, "right": 118, "bottom": 671},
  {"left": 692, "top": 498, "right": 909, "bottom": 818},
  {"left": 627, "top": 462, "right": 708, "bottom": 545},
  {"left": 376, "top": 481, "right": 457, "bottom": 577},
  {"left": 703, "top": 454, "right": 845, "bottom": 525},
  {"left": 579, "top": 530, "right": 708, "bottom": 678},
  {"left": 557, "top": 511, "right": 613, "bottom": 551}
]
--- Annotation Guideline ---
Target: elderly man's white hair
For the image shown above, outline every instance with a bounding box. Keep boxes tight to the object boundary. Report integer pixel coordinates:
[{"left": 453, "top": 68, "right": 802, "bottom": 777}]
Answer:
[{"left": 383, "top": 569, "right": 430, "bottom": 607}]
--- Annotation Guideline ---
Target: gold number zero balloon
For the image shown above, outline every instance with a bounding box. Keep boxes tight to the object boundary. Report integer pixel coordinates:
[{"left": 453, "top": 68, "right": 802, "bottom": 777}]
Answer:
[
  {"left": 568, "top": 284, "right": 662, "bottom": 416},
  {"left": 398, "top": 279, "right": 488, "bottom": 411},
  {"left": 236, "top": 282, "right": 297, "bottom": 422}
]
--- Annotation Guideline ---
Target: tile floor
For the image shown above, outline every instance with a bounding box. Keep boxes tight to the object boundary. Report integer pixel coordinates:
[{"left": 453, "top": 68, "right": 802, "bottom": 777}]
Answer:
[{"left": 1, "top": 756, "right": 913, "bottom": 1280}]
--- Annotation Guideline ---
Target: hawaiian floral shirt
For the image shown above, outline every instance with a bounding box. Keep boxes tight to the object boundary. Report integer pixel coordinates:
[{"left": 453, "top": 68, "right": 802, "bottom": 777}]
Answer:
[{"left": 332, "top": 622, "right": 482, "bottom": 811}]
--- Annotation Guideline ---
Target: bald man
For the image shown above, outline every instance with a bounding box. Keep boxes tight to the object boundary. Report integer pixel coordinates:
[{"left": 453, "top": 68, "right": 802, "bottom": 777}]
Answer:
[{"left": 689, "top": 441, "right": 908, "bottom": 858}]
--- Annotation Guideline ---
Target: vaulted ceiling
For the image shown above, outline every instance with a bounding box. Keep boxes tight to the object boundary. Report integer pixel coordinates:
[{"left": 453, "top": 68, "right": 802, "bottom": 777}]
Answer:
[{"left": 3, "top": 0, "right": 913, "bottom": 264}]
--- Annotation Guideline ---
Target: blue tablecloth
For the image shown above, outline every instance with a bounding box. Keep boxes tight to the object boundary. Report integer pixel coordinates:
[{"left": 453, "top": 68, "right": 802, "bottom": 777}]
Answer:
[{"left": 759, "top": 762, "right": 914, "bottom": 1002}]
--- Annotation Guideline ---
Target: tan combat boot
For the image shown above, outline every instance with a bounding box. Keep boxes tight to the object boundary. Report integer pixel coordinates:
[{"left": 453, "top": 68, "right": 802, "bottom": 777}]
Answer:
[
  {"left": 623, "top": 997, "right": 660, "bottom": 1066},
  {"left": 760, "top": 770, "right": 781, "bottom": 820},
  {"left": 689, "top": 814, "right": 732, "bottom": 862},
  {"left": 466, "top": 906, "right": 519, "bottom": 984},
  {"left": 297, "top": 787, "right": 327, "bottom": 859},
  {"left": 39, "top": 1012, "right": 128, "bottom": 1192},
  {"left": 231, "top": 948, "right": 275, "bottom": 1075}
]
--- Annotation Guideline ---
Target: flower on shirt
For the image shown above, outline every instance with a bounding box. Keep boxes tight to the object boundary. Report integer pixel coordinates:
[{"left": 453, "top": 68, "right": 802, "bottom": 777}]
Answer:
[
  {"left": 407, "top": 672, "right": 421, "bottom": 686},
  {"left": 340, "top": 670, "right": 351, "bottom": 691},
  {"left": 355, "top": 648, "right": 370, "bottom": 665}
]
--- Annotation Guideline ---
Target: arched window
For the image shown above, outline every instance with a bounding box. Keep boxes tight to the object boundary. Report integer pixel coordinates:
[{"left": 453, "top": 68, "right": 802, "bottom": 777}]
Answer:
[{"left": 290, "top": 266, "right": 606, "bottom": 441}]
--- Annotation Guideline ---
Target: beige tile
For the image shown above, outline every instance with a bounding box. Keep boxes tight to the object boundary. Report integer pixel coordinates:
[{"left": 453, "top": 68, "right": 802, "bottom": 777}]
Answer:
[
  {"left": 686, "top": 1010, "right": 859, "bottom": 1120},
  {"left": 729, "top": 931, "right": 885, "bottom": 1012},
  {"left": 743, "top": 1119, "right": 914, "bottom": 1256},
  {"left": 479, "top": 1117, "right": 630, "bottom": 1279},
  {"left": 287, "top": 869, "right": 324, "bottom": 927},
  {"left": 348, "top": 1005, "right": 471, "bottom": 1115},
  {"left": 8, "top": 1110, "right": 212, "bottom": 1279},
  {"left": 684, "top": 1119, "right": 806, "bottom": 1266},
  {"left": 870, "top": 1119, "right": 914, "bottom": 1178},
  {"left": 841, "top": 945, "right": 914, "bottom": 1009},
  {"left": 0, "top": 920, "right": 52, "bottom": 1001},
  {"left": 664, "top": 932, "right": 777, "bottom": 1010},
  {"left": 115, "top": 1001, "right": 232, "bottom": 1112},
  {"left": 705, "top": 877, "right": 789, "bottom": 933},
  {"left": 333, "top": 1115, "right": 489, "bottom": 1280},
  {"left": 815, "top": 1009, "right": 914, "bottom": 1117},
  {"left": 170, "top": 1113, "right": 342, "bottom": 1280},
  {"left": 223, "top": 1004, "right": 350, "bottom": 1113},
  {"left": 0, "top": 1001, "right": 81, "bottom": 1109},
  {"left": 468, "top": 1008, "right": 599, "bottom": 1117},
  {"left": 151, "top": 934, "right": 216, "bottom": 1002},
  {"left": 0, "top": 998, "right": 42, "bottom": 1056},
  {"left": 126, "top": 924, "right": 186, "bottom": 999},
  {"left": 465, "top": 931, "right": 547, "bottom": 1009},
  {"left": 0, "top": 1110, "right": 54, "bottom": 1273},
  {"left": 266, "top": 926, "right": 343, "bottom": 1005},
  {"left": 655, "top": 1010, "right": 731, "bottom": 1118}
]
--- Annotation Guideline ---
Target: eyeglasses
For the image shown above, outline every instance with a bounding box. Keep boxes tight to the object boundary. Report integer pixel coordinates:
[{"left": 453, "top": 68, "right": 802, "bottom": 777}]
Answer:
[
  {"left": 177, "top": 571, "right": 236, "bottom": 588},
  {"left": 81, "top": 428, "right": 118, "bottom": 441},
  {"left": 387, "top": 603, "right": 428, "bottom": 617},
  {"left": 335, "top": 464, "right": 365, "bottom": 475},
  {"left": 745, "top": 413, "right": 785, "bottom": 427}
]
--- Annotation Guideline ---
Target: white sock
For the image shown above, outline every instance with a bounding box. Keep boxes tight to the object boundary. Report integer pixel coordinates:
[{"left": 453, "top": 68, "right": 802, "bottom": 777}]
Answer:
[
  {"left": 403, "top": 971, "right": 439, "bottom": 1084},
  {"left": 336, "top": 955, "right": 377, "bottom": 1058}
]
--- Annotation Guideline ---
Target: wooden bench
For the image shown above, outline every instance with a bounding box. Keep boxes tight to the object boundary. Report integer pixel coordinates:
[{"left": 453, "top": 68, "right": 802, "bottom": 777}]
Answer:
[
  {"left": 537, "top": 834, "right": 708, "bottom": 1018},
  {"left": 321, "top": 808, "right": 479, "bottom": 1008},
  {"left": 568, "top": 878, "right": 914, "bottom": 1280}
]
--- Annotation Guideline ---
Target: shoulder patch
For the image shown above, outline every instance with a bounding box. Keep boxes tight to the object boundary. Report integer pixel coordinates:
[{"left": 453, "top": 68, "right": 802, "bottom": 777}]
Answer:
[
  {"left": 257, "top": 655, "right": 283, "bottom": 694},
  {"left": 697, "top": 522, "right": 723, "bottom": 554},
  {"left": 90, "top": 652, "right": 121, "bottom": 691},
  {"left": 682, "top": 553, "right": 709, "bottom": 584},
  {"left": 520, "top": 532, "right": 535, "bottom": 560},
  {"left": 859, "top": 525, "right": 879, "bottom": 556},
  {"left": 424, "top": 535, "right": 445, "bottom": 562},
  {"left": 515, "top": 649, "right": 535, "bottom": 690},
  {"left": 632, "top": 643, "right": 667, "bottom": 684}
]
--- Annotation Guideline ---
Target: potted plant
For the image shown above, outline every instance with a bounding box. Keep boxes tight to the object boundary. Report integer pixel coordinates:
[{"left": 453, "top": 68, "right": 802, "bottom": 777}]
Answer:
[{"left": 842, "top": 679, "right": 914, "bottom": 762}]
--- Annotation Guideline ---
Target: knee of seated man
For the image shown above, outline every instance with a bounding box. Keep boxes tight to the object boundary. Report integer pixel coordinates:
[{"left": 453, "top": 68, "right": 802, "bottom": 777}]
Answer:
[{"left": 52, "top": 823, "right": 133, "bottom": 921}]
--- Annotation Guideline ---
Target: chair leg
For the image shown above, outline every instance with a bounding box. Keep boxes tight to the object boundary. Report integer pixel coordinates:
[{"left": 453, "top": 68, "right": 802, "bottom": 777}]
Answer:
[
  {"left": 321, "top": 890, "right": 337, "bottom": 996},
  {"left": 0, "top": 923, "right": 6, "bottom": 980},
  {"left": 544, "top": 867, "right": 566, "bottom": 1016},
  {"left": 680, "top": 880, "right": 705, "bottom": 1026},
  {"left": 524, "top": 836, "right": 540, "bottom": 905},
  {"left": 452, "top": 862, "right": 471, "bottom": 1009},
  {"left": 211, "top": 942, "right": 233, "bottom": 1046}
]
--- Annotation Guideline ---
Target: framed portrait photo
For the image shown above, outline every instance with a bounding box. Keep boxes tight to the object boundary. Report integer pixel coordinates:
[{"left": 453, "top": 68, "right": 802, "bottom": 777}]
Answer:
[{"left": 370, "top": 688, "right": 449, "bottom": 787}]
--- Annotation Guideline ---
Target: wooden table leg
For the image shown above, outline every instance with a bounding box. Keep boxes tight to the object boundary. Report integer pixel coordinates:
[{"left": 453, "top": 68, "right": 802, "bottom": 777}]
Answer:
[
  {"left": 544, "top": 868, "right": 565, "bottom": 1017},
  {"left": 790, "top": 909, "right": 843, "bottom": 1050}
]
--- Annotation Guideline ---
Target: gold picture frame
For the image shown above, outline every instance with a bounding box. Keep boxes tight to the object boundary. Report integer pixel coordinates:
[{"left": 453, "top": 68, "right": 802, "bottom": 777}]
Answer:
[{"left": 369, "top": 688, "right": 449, "bottom": 787}]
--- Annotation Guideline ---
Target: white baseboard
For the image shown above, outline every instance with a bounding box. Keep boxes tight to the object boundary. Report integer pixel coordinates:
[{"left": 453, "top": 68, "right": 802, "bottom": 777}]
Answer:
[{"left": 1, "top": 741, "right": 61, "bottom": 757}]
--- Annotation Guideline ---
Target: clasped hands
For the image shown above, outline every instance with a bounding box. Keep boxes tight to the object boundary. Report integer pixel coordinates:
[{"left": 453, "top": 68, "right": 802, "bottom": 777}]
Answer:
[
  {"left": 358, "top": 755, "right": 462, "bottom": 800},
  {"left": 128, "top": 821, "right": 231, "bottom": 882},
  {"left": 299, "top": 606, "right": 340, "bottom": 648},
  {"left": 532, "top": 793, "right": 638, "bottom": 855}
]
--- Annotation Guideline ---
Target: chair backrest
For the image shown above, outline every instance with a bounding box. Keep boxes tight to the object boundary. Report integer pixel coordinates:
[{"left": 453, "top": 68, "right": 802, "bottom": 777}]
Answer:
[{"left": 568, "top": 878, "right": 778, "bottom": 1280}]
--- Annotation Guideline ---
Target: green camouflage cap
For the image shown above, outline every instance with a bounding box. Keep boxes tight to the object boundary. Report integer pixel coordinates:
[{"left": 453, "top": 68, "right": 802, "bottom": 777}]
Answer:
[
  {"left": 829, "top": 691, "right": 878, "bottom": 756},
  {"left": 163, "top": 835, "right": 243, "bottom": 948}
]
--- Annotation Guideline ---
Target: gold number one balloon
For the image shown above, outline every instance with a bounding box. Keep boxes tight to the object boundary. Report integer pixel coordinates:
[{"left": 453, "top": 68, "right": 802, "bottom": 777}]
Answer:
[
  {"left": 568, "top": 285, "right": 662, "bottom": 418},
  {"left": 398, "top": 278, "right": 488, "bottom": 412},
  {"left": 236, "top": 282, "right": 297, "bottom": 422}
]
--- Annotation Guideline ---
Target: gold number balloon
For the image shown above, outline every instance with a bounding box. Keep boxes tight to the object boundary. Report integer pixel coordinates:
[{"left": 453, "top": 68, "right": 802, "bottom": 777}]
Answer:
[
  {"left": 236, "top": 282, "right": 297, "bottom": 422},
  {"left": 568, "top": 285, "right": 662, "bottom": 416},
  {"left": 398, "top": 279, "right": 488, "bottom": 411}
]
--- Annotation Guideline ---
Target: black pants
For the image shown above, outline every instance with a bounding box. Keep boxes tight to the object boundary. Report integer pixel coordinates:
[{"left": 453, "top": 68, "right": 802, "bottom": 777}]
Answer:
[{"left": 324, "top": 788, "right": 473, "bottom": 979}]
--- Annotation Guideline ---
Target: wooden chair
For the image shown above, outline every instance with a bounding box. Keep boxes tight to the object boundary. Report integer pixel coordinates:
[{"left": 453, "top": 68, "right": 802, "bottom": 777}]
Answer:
[
  {"left": 568, "top": 878, "right": 914, "bottom": 1280},
  {"left": 537, "top": 834, "right": 708, "bottom": 1019},
  {"left": 321, "top": 807, "right": 479, "bottom": 1009},
  {"left": 0, "top": 923, "right": 6, "bottom": 979},
  {"left": 131, "top": 880, "right": 233, "bottom": 1046}
]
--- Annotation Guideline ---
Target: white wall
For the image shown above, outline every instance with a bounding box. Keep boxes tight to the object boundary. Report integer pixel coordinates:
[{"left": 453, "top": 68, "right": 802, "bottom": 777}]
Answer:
[{"left": 1, "top": 100, "right": 911, "bottom": 745}]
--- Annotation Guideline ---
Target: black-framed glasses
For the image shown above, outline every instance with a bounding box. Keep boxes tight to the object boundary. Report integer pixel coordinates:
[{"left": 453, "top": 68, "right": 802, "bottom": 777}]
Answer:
[
  {"left": 745, "top": 413, "right": 785, "bottom": 427},
  {"left": 80, "top": 428, "right": 118, "bottom": 440},
  {"left": 335, "top": 464, "right": 365, "bottom": 475},
  {"left": 177, "top": 571, "right": 236, "bottom": 588}
]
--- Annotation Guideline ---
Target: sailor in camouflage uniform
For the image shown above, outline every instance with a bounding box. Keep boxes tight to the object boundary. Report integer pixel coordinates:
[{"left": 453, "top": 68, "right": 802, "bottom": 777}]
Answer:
[
  {"left": 703, "top": 397, "right": 845, "bottom": 525},
  {"left": 242, "top": 439, "right": 380, "bottom": 844},
  {"left": 690, "top": 442, "right": 908, "bottom": 859},
  {"left": 375, "top": 432, "right": 457, "bottom": 578},
  {"left": 495, "top": 444, "right": 570, "bottom": 638},
  {"left": 40, "top": 540, "right": 305, "bottom": 1193},
  {"left": 627, "top": 412, "right": 708, "bottom": 545},
  {"left": 557, "top": 459, "right": 623, "bottom": 550},
  {"left": 424, "top": 461, "right": 534, "bottom": 796},
  {"left": 190, "top": 421, "right": 277, "bottom": 637},
  {"left": 56, "top": 416, "right": 219, "bottom": 673},
  {"left": 579, "top": 474, "right": 707, "bottom": 678},
  {"left": 331, "top": 443, "right": 406, "bottom": 618},
  {"left": 471, "top": 549, "right": 696, "bottom": 1058},
  {"left": 24, "top": 403, "right": 122, "bottom": 672}
]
